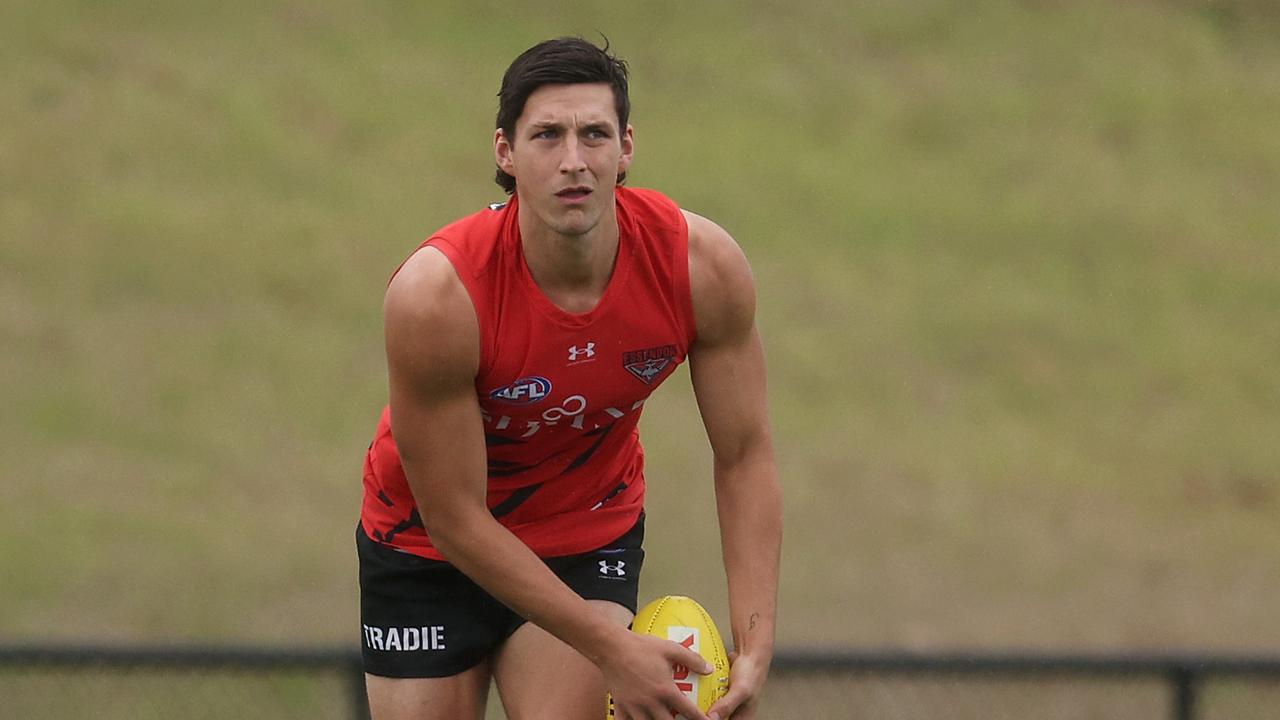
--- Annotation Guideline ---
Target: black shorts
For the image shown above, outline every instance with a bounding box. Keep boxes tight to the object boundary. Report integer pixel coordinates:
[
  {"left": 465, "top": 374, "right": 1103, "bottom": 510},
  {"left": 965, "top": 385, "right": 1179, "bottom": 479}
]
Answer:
[{"left": 356, "top": 515, "right": 645, "bottom": 678}]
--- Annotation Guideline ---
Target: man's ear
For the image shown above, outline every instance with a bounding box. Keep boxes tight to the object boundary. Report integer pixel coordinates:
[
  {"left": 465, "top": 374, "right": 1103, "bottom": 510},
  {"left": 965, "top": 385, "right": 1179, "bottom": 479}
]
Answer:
[
  {"left": 495, "top": 128, "right": 516, "bottom": 175},
  {"left": 618, "top": 124, "right": 635, "bottom": 176}
]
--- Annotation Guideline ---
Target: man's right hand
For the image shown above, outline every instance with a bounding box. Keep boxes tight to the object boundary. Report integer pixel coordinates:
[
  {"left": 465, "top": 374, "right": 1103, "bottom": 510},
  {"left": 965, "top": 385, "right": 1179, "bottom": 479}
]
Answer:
[{"left": 600, "top": 629, "right": 713, "bottom": 720}]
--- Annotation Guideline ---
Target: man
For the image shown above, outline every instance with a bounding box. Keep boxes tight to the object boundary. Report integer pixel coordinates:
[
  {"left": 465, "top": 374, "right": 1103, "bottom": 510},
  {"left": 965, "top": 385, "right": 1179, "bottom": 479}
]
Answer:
[{"left": 358, "top": 37, "right": 781, "bottom": 720}]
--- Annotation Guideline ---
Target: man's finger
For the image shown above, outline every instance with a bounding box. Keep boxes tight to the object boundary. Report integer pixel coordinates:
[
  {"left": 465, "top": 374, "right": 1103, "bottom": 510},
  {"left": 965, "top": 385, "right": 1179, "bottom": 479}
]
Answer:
[
  {"left": 707, "top": 685, "right": 752, "bottom": 720},
  {"left": 667, "top": 689, "right": 711, "bottom": 720},
  {"left": 668, "top": 640, "right": 714, "bottom": 675}
]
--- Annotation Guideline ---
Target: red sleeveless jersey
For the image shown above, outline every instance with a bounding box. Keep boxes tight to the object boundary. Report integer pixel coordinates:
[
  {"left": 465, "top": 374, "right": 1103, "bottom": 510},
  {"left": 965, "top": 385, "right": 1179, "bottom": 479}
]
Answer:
[{"left": 360, "top": 186, "right": 697, "bottom": 560}]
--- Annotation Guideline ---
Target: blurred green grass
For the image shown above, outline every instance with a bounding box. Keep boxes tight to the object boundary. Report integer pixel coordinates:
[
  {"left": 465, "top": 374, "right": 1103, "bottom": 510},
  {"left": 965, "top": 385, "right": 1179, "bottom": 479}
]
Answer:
[{"left": 2, "top": 0, "right": 1278, "bottom": 653}]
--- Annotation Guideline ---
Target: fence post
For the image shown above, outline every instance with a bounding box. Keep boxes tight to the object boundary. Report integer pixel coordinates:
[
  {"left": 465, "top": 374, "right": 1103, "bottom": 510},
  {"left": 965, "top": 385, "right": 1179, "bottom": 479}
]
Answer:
[
  {"left": 349, "top": 657, "right": 371, "bottom": 720},
  {"left": 1169, "top": 665, "right": 1198, "bottom": 720}
]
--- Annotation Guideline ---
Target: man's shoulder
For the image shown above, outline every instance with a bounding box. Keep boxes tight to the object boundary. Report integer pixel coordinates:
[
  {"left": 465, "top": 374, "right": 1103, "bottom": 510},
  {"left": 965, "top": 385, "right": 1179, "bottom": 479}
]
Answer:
[
  {"left": 618, "top": 185, "right": 679, "bottom": 212},
  {"left": 387, "top": 246, "right": 469, "bottom": 316},
  {"left": 617, "top": 186, "right": 688, "bottom": 242},
  {"left": 684, "top": 210, "right": 755, "bottom": 347},
  {"left": 420, "top": 197, "right": 518, "bottom": 284},
  {"left": 617, "top": 185, "right": 673, "bottom": 203},
  {"left": 432, "top": 198, "right": 512, "bottom": 241},
  {"left": 384, "top": 245, "right": 479, "bottom": 377},
  {"left": 683, "top": 210, "right": 739, "bottom": 262}
]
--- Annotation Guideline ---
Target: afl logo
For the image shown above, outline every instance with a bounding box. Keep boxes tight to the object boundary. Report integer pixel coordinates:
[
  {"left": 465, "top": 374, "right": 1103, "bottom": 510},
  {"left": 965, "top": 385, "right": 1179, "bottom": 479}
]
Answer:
[{"left": 488, "top": 376, "right": 552, "bottom": 405}]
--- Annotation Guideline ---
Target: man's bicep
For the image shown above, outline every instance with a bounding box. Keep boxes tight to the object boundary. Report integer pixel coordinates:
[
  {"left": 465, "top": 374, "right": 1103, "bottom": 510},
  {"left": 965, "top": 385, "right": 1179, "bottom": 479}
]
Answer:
[
  {"left": 383, "top": 248, "right": 488, "bottom": 515},
  {"left": 689, "top": 325, "right": 772, "bottom": 465},
  {"left": 388, "top": 377, "right": 488, "bottom": 516},
  {"left": 685, "top": 211, "right": 772, "bottom": 461}
]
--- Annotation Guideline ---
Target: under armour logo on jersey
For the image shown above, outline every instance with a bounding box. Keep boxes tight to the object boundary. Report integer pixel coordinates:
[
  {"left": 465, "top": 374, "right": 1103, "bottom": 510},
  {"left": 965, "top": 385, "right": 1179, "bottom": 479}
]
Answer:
[
  {"left": 568, "top": 342, "right": 596, "bottom": 363},
  {"left": 598, "top": 560, "right": 626, "bottom": 578}
]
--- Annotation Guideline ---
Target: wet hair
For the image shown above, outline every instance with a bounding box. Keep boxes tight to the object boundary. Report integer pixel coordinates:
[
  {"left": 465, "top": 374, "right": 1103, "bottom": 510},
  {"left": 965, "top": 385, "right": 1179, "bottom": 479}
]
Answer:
[{"left": 494, "top": 36, "right": 631, "bottom": 194}]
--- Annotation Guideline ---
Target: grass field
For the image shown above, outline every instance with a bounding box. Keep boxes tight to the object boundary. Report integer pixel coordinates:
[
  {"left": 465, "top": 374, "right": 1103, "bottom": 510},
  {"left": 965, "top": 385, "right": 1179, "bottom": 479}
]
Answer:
[{"left": 3, "top": 0, "right": 1279, "bottom": 664}]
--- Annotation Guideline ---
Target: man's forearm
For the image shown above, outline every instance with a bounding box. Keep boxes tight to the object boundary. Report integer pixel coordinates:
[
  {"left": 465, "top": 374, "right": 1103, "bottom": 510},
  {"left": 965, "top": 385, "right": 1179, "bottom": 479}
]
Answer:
[
  {"left": 714, "top": 450, "right": 782, "bottom": 662},
  {"left": 424, "top": 504, "right": 622, "bottom": 664}
]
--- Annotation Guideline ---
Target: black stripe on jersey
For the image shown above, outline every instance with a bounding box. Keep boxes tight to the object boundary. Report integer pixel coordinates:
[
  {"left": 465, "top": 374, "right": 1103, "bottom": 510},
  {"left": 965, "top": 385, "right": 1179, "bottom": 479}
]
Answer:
[
  {"left": 594, "top": 481, "right": 628, "bottom": 508},
  {"left": 485, "top": 433, "right": 525, "bottom": 447},
  {"left": 490, "top": 483, "right": 543, "bottom": 518},
  {"left": 565, "top": 424, "right": 615, "bottom": 473},
  {"left": 489, "top": 462, "right": 541, "bottom": 478},
  {"left": 380, "top": 508, "right": 424, "bottom": 544},
  {"left": 488, "top": 449, "right": 561, "bottom": 478}
]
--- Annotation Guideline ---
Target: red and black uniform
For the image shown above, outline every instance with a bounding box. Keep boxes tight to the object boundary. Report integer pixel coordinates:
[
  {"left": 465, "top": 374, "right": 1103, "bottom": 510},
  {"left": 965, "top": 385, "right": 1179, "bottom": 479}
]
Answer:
[
  {"left": 362, "top": 186, "right": 695, "bottom": 561},
  {"left": 358, "top": 187, "right": 697, "bottom": 677}
]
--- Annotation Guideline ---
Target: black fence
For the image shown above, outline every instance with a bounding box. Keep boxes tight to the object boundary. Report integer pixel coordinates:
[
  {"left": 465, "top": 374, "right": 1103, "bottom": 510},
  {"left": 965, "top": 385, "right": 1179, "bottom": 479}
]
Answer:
[
  {"left": 769, "top": 650, "right": 1280, "bottom": 720},
  {"left": 2, "top": 644, "right": 1278, "bottom": 719}
]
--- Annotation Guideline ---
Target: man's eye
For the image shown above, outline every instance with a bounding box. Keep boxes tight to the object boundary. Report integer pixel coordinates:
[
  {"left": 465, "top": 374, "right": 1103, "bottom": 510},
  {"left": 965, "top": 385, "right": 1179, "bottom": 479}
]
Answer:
[{"left": 534, "top": 129, "right": 557, "bottom": 139}]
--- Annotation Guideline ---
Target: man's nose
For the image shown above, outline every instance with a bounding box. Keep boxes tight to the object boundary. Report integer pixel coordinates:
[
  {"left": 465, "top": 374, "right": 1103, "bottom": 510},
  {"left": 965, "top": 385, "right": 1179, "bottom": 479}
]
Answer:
[{"left": 559, "top": 136, "right": 587, "bottom": 174}]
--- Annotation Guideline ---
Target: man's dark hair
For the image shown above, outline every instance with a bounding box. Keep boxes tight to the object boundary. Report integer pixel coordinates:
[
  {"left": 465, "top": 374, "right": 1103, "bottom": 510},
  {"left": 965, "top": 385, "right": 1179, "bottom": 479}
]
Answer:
[{"left": 494, "top": 37, "right": 631, "bottom": 194}]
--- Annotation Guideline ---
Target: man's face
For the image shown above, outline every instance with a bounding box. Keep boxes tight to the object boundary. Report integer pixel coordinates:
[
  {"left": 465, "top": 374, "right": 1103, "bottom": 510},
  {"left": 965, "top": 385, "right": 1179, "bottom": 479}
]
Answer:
[{"left": 495, "top": 83, "right": 634, "bottom": 238}]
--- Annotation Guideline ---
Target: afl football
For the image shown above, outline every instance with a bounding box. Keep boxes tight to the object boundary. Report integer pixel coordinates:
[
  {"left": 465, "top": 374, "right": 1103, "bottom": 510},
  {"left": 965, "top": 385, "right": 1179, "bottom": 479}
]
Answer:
[{"left": 606, "top": 595, "right": 731, "bottom": 718}]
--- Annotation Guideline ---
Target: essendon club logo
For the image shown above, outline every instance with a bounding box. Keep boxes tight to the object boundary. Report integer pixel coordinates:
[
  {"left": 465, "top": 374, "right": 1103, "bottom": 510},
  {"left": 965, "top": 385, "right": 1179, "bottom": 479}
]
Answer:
[{"left": 622, "top": 345, "right": 677, "bottom": 385}]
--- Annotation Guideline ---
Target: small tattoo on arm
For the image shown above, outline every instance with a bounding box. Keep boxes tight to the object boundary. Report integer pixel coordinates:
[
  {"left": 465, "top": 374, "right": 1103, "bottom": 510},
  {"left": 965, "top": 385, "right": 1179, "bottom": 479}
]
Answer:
[{"left": 749, "top": 613, "right": 759, "bottom": 630}]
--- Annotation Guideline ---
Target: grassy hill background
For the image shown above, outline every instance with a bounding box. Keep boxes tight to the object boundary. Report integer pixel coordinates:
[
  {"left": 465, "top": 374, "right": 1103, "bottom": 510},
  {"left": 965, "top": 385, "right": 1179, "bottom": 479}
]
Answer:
[{"left": 3, "top": 0, "right": 1279, "bottom": 665}]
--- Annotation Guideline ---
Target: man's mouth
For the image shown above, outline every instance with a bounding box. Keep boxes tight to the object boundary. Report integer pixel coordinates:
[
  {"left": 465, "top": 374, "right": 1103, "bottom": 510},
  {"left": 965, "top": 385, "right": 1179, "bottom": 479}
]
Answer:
[{"left": 556, "top": 186, "right": 592, "bottom": 201}]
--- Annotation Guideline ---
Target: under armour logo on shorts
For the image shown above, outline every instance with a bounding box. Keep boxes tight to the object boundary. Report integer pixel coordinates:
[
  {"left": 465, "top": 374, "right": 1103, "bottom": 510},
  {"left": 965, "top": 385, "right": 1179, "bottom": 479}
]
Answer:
[{"left": 598, "top": 560, "right": 626, "bottom": 578}]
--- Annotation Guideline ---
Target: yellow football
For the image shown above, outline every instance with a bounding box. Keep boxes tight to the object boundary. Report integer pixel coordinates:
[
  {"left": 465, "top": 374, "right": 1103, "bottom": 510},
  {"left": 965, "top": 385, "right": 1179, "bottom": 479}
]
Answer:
[{"left": 606, "top": 595, "right": 731, "bottom": 719}]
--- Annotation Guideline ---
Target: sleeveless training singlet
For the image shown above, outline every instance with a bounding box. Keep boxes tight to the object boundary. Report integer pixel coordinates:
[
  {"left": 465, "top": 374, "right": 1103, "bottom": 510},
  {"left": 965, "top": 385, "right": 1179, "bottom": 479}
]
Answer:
[{"left": 360, "top": 186, "right": 697, "bottom": 561}]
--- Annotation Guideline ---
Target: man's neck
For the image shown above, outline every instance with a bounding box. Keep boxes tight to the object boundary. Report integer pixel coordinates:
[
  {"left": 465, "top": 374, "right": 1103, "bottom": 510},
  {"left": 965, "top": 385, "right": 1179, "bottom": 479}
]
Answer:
[{"left": 517, "top": 204, "right": 620, "bottom": 313}]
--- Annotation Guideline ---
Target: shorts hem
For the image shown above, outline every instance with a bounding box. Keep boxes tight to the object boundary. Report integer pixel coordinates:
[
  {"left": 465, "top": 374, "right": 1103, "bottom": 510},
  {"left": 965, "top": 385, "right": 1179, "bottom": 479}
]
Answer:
[{"left": 361, "top": 654, "right": 487, "bottom": 679}]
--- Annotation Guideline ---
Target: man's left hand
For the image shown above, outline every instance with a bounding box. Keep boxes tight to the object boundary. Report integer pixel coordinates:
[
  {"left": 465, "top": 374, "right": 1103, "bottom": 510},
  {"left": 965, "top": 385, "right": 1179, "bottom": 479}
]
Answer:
[{"left": 706, "top": 650, "right": 770, "bottom": 720}]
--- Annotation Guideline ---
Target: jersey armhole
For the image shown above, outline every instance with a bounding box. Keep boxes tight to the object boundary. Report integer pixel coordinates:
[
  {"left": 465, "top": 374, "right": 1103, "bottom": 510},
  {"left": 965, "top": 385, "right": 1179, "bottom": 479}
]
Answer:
[
  {"left": 421, "top": 236, "right": 496, "bottom": 380},
  {"left": 673, "top": 209, "right": 698, "bottom": 350}
]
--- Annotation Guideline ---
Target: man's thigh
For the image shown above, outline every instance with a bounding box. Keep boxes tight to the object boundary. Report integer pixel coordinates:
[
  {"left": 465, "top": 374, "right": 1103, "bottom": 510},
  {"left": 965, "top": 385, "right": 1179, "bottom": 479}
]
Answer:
[
  {"left": 492, "top": 600, "right": 634, "bottom": 720},
  {"left": 492, "top": 517, "right": 646, "bottom": 719},
  {"left": 365, "top": 662, "right": 491, "bottom": 720}
]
